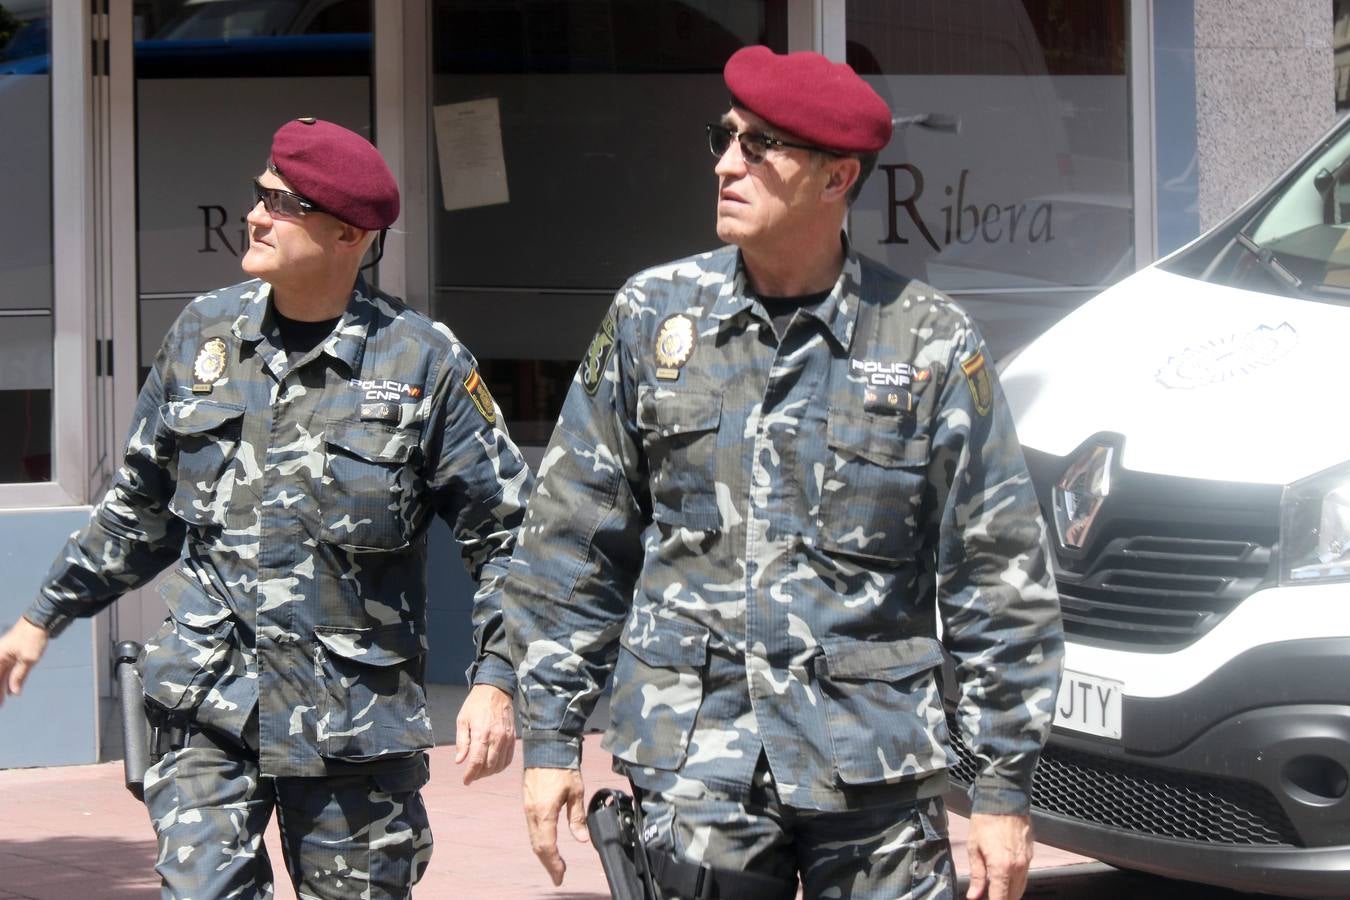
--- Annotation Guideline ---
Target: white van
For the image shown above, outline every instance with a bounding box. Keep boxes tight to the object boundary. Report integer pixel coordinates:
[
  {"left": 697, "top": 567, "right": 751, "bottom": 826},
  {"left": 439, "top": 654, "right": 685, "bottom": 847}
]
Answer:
[{"left": 944, "top": 117, "right": 1350, "bottom": 896}]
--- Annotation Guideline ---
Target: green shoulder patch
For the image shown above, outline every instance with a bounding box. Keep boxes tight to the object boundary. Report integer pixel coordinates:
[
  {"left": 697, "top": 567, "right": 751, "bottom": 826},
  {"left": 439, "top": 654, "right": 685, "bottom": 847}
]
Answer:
[
  {"left": 580, "top": 308, "right": 617, "bottom": 395},
  {"left": 463, "top": 368, "right": 497, "bottom": 426},
  {"left": 960, "top": 350, "right": 993, "bottom": 416}
]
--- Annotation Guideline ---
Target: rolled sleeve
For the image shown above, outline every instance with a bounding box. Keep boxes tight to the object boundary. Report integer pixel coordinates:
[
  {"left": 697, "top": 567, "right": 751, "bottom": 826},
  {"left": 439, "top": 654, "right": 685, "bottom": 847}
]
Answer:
[
  {"left": 929, "top": 326, "right": 1064, "bottom": 816},
  {"left": 503, "top": 295, "right": 647, "bottom": 754},
  {"left": 28, "top": 351, "right": 186, "bottom": 632},
  {"left": 523, "top": 732, "right": 584, "bottom": 769},
  {"left": 423, "top": 345, "right": 533, "bottom": 691}
]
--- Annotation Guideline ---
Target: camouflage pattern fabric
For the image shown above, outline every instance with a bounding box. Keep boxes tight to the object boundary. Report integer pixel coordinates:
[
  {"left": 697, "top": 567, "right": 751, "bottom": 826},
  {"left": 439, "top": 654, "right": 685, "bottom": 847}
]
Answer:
[
  {"left": 639, "top": 764, "right": 954, "bottom": 900},
  {"left": 143, "top": 731, "right": 432, "bottom": 899},
  {"left": 505, "top": 241, "right": 1063, "bottom": 815},
  {"left": 26, "top": 277, "right": 531, "bottom": 777}
]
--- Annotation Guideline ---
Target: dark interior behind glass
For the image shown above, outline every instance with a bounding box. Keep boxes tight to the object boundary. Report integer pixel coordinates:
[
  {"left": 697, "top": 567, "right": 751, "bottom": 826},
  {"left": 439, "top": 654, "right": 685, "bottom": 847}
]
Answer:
[{"left": 430, "top": 1, "right": 788, "bottom": 444}]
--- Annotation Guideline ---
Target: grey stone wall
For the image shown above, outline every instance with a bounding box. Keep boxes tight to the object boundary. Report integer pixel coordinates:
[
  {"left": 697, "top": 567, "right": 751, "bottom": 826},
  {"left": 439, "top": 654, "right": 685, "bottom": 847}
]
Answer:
[{"left": 1194, "top": 0, "right": 1335, "bottom": 228}]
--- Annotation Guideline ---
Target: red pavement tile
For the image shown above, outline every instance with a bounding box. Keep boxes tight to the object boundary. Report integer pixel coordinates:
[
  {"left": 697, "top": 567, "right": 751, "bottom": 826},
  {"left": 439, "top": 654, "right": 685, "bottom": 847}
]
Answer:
[{"left": 0, "top": 738, "right": 1088, "bottom": 899}]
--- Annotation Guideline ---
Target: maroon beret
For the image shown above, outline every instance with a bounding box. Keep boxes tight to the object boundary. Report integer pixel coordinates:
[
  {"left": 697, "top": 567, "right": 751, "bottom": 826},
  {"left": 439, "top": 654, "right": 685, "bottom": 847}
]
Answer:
[
  {"left": 269, "top": 118, "right": 400, "bottom": 230},
  {"left": 724, "top": 46, "right": 892, "bottom": 154}
]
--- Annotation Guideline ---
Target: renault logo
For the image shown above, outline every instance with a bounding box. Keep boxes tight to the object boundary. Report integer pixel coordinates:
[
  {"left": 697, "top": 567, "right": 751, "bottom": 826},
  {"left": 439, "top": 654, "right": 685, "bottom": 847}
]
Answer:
[{"left": 1054, "top": 444, "right": 1114, "bottom": 550}]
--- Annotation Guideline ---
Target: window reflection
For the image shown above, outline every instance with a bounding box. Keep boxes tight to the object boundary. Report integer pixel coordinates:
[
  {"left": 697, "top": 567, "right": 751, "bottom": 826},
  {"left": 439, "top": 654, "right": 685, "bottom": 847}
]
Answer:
[
  {"left": 0, "top": 1, "right": 53, "bottom": 483},
  {"left": 134, "top": 0, "right": 373, "bottom": 384},
  {"left": 430, "top": 0, "right": 788, "bottom": 444},
  {"left": 846, "top": 0, "right": 1132, "bottom": 357}
]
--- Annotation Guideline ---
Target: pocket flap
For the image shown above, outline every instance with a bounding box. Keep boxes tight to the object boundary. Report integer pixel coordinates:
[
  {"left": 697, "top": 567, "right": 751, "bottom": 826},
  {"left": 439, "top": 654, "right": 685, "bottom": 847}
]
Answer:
[
  {"left": 650, "top": 495, "right": 722, "bottom": 531},
  {"left": 636, "top": 386, "right": 722, "bottom": 437},
  {"left": 158, "top": 569, "right": 233, "bottom": 629},
  {"left": 619, "top": 615, "right": 710, "bottom": 668},
  {"left": 827, "top": 409, "right": 929, "bottom": 468},
  {"left": 315, "top": 622, "right": 426, "bottom": 666},
  {"left": 819, "top": 635, "right": 943, "bottom": 681},
  {"left": 325, "top": 421, "right": 417, "bottom": 464},
  {"left": 160, "top": 399, "right": 246, "bottom": 436}
]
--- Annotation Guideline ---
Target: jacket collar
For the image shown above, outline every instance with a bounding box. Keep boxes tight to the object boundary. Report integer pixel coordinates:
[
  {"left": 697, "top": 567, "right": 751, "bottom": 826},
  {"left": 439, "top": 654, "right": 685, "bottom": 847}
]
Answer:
[
  {"left": 232, "top": 278, "right": 373, "bottom": 375},
  {"left": 706, "top": 235, "right": 860, "bottom": 352},
  {"left": 808, "top": 236, "right": 862, "bottom": 353}
]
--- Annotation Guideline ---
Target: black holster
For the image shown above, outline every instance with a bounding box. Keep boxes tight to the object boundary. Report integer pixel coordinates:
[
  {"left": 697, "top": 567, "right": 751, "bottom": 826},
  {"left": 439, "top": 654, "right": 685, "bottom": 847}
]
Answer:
[
  {"left": 586, "top": 788, "right": 796, "bottom": 900},
  {"left": 146, "top": 701, "right": 190, "bottom": 763},
  {"left": 588, "top": 788, "right": 655, "bottom": 900}
]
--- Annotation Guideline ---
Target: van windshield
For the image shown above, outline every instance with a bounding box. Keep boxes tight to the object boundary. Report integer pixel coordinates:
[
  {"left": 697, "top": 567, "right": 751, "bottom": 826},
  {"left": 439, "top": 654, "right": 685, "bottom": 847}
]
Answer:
[{"left": 1183, "top": 123, "right": 1350, "bottom": 300}]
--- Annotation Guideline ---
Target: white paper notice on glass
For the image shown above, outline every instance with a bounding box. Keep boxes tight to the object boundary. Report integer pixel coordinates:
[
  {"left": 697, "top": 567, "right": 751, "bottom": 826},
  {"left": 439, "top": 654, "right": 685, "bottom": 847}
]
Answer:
[{"left": 433, "top": 97, "right": 510, "bottom": 211}]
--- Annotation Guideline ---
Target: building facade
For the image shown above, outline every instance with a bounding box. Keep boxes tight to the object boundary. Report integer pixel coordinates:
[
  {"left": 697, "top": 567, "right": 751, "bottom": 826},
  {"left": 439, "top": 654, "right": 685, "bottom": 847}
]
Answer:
[{"left": 0, "top": 0, "right": 1335, "bottom": 767}]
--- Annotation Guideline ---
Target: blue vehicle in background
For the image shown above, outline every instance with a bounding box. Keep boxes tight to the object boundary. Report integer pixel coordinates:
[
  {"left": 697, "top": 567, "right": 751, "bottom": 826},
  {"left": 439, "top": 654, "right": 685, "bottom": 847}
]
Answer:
[
  {"left": 0, "top": 0, "right": 371, "bottom": 77},
  {"left": 0, "top": 4, "right": 49, "bottom": 75}
]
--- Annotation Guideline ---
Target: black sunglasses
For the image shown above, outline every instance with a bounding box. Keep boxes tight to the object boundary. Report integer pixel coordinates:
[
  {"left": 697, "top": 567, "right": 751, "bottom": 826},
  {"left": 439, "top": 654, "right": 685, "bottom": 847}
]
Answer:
[
  {"left": 705, "top": 123, "right": 841, "bottom": 165},
  {"left": 252, "top": 179, "right": 322, "bottom": 219}
]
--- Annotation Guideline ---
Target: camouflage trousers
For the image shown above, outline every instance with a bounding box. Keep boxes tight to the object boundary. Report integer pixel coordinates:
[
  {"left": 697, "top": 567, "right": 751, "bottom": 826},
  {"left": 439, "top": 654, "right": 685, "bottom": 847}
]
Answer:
[
  {"left": 142, "top": 726, "right": 433, "bottom": 899},
  {"left": 639, "top": 760, "right": 954, "bottom": 900}
]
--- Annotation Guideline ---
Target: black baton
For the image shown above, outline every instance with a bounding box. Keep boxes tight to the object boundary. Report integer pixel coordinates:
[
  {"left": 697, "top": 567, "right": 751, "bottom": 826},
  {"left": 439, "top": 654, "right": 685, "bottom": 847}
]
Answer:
[{"left": 115, "top": 641, "right": 150, "bottom": 801}]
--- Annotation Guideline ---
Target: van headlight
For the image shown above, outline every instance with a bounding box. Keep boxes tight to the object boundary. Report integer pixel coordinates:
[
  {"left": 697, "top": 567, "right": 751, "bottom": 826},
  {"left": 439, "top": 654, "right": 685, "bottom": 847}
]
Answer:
[{"left": 1280, "top": 461, "right": 1350, "bottom": 584}]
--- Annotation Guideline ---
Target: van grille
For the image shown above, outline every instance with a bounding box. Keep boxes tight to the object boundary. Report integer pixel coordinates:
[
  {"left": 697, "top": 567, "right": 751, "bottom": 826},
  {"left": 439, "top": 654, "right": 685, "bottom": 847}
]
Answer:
[
  {"left": 1023, "top": 449, "right": 1281, "bottom": 651},
  {"left": 945, "top": 719, "right": 1300, "bottom": 847},
  {"left": 1053, "top": 531, "right": 1273, "bottom": 648}
]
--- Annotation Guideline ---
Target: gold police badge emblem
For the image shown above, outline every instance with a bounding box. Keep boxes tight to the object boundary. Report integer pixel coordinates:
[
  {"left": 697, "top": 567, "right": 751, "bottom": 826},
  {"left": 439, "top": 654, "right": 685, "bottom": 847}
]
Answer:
[
  {"left": 191, "top": 338, "right": 228, "bottom": 392},
  {"left": 961, "top": 350, "right": 993, "bottom": 416},
  {"left": 654, "top": 314, "right": 695, "bottom": 380}
]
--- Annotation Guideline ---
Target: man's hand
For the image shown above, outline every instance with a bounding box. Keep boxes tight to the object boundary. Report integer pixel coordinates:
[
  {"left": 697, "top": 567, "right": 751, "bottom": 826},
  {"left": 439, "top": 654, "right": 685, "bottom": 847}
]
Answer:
[
  {"left": 453, "top": 683, "right": 516, "bottom": 784},
  {"left": 966, "top": 812, "right": 1033, "bottom": 900},
  {"left": 522, "top": 766, "right": 589, "bottom": 886},
  {"left": 0, "top": 618, "right": 50, "bottom": 706}
]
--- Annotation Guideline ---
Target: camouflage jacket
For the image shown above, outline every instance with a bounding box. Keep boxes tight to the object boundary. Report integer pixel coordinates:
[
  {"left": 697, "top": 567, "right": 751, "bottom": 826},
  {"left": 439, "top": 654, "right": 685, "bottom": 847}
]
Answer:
[
  {"left": 505, "top": 244, "right": 1063, "bottom": 814},
  {"left": 26, "top": 278, "right": 531, "bottom": 777}
]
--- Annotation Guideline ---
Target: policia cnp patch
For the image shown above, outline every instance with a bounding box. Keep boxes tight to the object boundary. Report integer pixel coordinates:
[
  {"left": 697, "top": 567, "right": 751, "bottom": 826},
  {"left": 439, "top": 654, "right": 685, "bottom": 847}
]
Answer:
[
  {"left": 581, "top": 308, "right": 617, "bottom": 395},
  {"left": 463, "top": 368, "right": 496, "bottom": 426},
  {"left": 961, "top": 350, "right": 993, "bottom": 416}
]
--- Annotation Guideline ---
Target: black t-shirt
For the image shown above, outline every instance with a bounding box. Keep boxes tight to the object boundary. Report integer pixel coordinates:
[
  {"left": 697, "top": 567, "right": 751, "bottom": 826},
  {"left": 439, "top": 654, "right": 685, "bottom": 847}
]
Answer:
[
  {"left": 758, "top": 289, "right": 833, "bottom": 341},
  {"left": 274, "top": 309, "right": 341, "bottom": 364}
]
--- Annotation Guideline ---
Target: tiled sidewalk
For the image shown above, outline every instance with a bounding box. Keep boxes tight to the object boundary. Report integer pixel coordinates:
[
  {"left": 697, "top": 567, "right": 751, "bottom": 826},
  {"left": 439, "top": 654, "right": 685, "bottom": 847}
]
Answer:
[{"left": 0, "top": 737, "right": 1089, "bottom": 899}]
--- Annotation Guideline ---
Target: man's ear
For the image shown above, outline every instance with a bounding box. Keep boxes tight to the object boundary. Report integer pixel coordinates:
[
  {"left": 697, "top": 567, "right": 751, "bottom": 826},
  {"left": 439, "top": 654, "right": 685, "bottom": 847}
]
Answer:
[
  {"left": 821, "top": 157, "right": 862, "bottom": 203},
  {"left": 334, "top": 222, "right": 372, "bottom": 255}
]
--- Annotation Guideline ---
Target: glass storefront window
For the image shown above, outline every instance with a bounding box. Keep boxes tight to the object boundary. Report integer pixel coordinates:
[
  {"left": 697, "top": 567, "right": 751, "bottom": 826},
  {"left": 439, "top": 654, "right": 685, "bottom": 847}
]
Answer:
[
  {"left": 133, "top": 0, "right": 373, "bottom": 382},
  {"left": 0, "top": 1, "right": 53, "bottom": 483},
  {"left": 430, "top": 0, "right": 788, "bottom": 444},
  {"left": 847, "top": 0, "right": 1132, "bottom": 357}
]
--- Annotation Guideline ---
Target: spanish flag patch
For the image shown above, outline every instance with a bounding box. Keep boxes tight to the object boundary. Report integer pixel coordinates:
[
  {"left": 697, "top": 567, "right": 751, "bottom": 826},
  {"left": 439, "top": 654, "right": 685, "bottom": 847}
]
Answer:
[{"left": 463, "top": 368, "right": 497, "bottom": 426}]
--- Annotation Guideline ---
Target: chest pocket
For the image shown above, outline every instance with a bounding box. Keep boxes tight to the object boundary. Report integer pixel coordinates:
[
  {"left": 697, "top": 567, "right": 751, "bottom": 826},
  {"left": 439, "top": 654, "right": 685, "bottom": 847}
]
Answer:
[
  {"left": 636, "top": 386, "right": 723, "bottom": 531},
  {"left": 319, "top": 421, "right": 420, "bottom": 552},
  {"left": 160, "top": 398, "right": 247, "bottom": 529},
  {"left": 817, "top": 408, "right": 930, "bottom": 565}
]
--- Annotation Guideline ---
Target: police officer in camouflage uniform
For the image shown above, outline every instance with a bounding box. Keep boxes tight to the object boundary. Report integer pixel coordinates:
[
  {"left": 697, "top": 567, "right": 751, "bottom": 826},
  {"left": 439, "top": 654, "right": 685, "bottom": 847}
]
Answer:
[
  {"left": 0, "top": 118, "right": 531, "bottom": 898},
  {"left": 506, "top": 47, "right": 1063, "bottom": 900}
]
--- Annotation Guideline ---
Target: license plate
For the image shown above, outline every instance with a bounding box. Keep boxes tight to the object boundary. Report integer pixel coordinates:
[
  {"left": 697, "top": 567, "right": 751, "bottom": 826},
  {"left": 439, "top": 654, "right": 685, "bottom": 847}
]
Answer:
[{"left": 1054, "top": 669, "right": 1123, "bottom": 739}]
